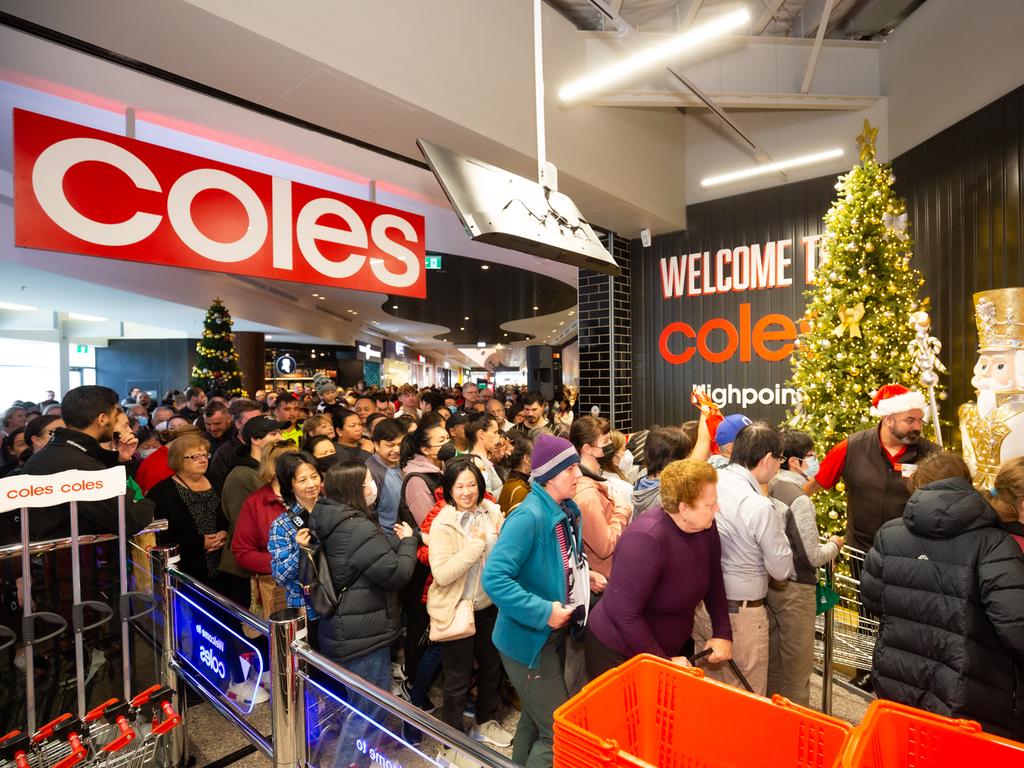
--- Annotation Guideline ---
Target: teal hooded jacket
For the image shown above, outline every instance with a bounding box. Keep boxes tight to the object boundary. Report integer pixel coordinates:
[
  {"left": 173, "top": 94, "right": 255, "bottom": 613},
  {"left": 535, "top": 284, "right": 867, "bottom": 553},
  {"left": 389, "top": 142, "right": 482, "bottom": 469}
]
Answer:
[{"left": 482, "top": 480, "right": 583, "bottom": 669}]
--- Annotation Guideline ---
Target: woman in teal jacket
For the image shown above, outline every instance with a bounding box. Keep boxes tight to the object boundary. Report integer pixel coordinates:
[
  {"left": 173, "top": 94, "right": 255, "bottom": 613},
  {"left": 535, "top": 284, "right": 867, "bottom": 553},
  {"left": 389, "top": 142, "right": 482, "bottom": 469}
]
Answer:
[{"left": 482, "top": 434, "right": 584, "bottom": 768}]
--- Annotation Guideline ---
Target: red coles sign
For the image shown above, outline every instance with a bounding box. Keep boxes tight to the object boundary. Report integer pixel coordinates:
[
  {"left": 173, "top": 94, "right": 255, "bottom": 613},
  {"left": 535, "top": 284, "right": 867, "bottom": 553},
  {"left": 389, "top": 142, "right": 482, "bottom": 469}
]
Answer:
[{"left": 13, "top": 109, "right": 427, "bottom": 298}]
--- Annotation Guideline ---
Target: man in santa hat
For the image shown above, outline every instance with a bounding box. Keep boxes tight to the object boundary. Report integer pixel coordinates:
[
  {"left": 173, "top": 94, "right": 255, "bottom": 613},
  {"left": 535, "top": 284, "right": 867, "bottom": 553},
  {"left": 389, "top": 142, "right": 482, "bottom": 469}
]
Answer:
[{"left": 805, "top": 384, "right": 940, "bottom": 554}]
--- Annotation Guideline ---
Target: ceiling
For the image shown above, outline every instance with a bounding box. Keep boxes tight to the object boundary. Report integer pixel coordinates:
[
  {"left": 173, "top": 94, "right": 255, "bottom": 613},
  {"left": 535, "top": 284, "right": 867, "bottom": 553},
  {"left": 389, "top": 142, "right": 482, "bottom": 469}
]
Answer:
[{"left": 545, "top": 0, "right": 928, "bottom": 39}]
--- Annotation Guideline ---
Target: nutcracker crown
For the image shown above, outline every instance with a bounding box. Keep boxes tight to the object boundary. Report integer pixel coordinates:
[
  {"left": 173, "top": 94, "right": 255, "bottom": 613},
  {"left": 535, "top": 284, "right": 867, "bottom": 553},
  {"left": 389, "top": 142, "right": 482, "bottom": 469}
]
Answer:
[{"left": 973, "top": 288, "right": 1024, "bottom": 350}]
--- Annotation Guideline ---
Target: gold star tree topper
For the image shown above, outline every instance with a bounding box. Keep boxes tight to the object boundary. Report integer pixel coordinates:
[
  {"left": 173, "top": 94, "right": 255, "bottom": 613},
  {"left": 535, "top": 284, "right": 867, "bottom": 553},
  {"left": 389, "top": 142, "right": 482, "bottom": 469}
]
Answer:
[{"left": 857, "top": 118, "right": 879, "bottom": 163}]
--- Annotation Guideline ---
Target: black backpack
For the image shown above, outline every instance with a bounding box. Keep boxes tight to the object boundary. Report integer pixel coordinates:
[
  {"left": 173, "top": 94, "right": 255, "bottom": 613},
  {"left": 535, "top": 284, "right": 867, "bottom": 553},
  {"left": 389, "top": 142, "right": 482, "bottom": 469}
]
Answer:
[{"left": 298, "top": 512, "right": 359, "bottom": 616}]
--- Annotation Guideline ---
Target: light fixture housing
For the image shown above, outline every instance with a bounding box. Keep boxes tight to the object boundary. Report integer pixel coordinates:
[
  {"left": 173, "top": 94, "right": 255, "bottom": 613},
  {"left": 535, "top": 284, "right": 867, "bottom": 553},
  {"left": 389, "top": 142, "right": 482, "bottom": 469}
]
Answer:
[{"left": 702, "top": 148, "right": 844, "bottom": 188}]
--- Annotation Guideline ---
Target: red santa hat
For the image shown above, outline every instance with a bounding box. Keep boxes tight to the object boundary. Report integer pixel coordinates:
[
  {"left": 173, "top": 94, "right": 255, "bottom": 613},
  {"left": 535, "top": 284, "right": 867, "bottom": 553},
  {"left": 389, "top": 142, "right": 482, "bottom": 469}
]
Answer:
[{"left": 869, "top": 384, "right": 928, "bottom": 418}]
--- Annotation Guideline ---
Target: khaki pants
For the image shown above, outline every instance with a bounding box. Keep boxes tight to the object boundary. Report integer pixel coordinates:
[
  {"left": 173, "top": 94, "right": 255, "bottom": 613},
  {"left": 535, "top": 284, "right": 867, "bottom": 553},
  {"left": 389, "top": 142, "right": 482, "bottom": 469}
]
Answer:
[
  {"left": 692, "top": 601, "right": 769, "bottom": 696},
  {"left": 766, "top": 580, "right": 817, "bottom": 706}
]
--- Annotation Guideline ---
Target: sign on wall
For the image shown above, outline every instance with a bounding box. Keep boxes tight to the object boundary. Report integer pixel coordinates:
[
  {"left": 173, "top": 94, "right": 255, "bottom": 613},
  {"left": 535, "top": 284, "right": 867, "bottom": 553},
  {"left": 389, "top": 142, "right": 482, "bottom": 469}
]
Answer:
[
  {"left": 13, "top": 109, "right": 427, "bottom": 298},
  {"left": 634, "top": 177, "right": 836, "bottom": 426}
]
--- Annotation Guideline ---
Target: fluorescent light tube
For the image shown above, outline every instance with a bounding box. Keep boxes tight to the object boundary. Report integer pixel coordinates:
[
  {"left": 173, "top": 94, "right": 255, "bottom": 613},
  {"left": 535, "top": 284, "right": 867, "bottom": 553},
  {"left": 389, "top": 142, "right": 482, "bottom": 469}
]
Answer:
[
  {"left": 0, "top": 301, "right": 38, "bottom": 311},
  {"left": 701, "top": 148, "right": 844, "bottom": 188},
  {"left": 559, "top": 7, "right": 750, "bottom": 102}
]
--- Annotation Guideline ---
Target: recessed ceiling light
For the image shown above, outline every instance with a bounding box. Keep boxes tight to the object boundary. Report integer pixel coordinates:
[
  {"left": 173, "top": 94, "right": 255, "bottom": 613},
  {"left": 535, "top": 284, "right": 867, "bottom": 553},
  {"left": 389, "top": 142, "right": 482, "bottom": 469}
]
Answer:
[
  {"left": 481, "top": 264, "right": 490, "bottom": 270},
  {"left": 503, "top": 333, "right": 508, "bottom": 337},
  {"left": 265, "top": 334, "right": 273, "bottom": 340},
  {"left": 392, "top": 305, "right": 398, "bottom": 309},
  {"left": 569, "top": 310, "right": 575, "bottom": 315},
  {"left": 318, "top": 296, "right": 326, "bottom": 300},
  {"left": 68, "top": 312, "right": 107, "bottom": 321},
  {"left": 0, "top": 301, "right": 38, "bottom": 311},
  {"left": 533, "top": 306, "right": 539, "bottom": 311},
  {"left": 312, "top": 293, "right": 319, "bottom": 297},
  {"left": 351, "top": 311, "right": 358, "bottom": 315},
  {"left": 464, "top": 316, "right": 470, "bottom": 320},
  {"left": 559, "top": 322, "right": 564, "bottom": 326}
]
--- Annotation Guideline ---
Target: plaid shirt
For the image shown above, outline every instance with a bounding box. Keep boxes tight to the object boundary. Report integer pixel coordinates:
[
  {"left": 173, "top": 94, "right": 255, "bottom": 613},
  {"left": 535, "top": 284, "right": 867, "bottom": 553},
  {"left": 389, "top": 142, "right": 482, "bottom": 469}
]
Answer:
[{"left": 267, "top": 508, "right": 317, "bottom": 619}]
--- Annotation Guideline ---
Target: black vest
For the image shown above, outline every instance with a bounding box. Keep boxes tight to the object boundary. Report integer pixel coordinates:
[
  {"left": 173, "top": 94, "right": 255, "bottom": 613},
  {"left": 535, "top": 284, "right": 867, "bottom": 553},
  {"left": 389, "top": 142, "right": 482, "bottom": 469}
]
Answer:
[
  {"left": 770, "top": 478, "right": 817, "bottom": 586},
  {"left": 841, "top": 427, "right": 938, "bottom": 551},
  {"left": 397, "top": 471, "right": 443, "bottom": 531}
]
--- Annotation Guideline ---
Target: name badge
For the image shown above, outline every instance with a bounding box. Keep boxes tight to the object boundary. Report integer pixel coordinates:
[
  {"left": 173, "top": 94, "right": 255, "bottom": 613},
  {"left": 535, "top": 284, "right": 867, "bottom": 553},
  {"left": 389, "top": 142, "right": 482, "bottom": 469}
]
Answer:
[{"left": 896, "top": 463, "right": 917, "bottom": 478}]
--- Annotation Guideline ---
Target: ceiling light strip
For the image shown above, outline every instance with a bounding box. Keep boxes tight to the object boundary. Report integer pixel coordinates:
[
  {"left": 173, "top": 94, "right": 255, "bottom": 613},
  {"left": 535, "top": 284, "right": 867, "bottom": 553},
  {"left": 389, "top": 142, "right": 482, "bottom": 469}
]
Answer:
[
  {"left": 558, "top": 7, "right": 751, "bottom": 102},
  {"left": 700, "top": 147, "right": 844, "bottom": 188}
]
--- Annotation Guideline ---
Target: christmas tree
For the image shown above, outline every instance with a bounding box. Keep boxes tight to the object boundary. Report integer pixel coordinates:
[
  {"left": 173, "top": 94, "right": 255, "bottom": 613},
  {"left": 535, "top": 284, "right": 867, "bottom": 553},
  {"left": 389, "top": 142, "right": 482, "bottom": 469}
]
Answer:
[
  {"left": 190, "top": 298, "right": 246, "bottom": 397},
  {"left": 787, "top": 120, "right": 939, "bottom": 531}
]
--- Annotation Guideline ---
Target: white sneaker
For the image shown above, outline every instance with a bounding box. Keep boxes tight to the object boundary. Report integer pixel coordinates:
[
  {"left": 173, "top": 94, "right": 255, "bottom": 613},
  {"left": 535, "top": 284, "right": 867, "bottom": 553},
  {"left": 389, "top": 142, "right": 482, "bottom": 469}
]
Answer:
[
  {"left": 227, "top": 680, "right": 270, "bottom": 705},
  {"left": 391, "top": 662, "right": 407, "bottom": 682},
  {"left": 470, "top": 720, "right": 513, "bottom": 748},
  {"left": 437, "top": 747, "right": 482, "bottom": 768}
]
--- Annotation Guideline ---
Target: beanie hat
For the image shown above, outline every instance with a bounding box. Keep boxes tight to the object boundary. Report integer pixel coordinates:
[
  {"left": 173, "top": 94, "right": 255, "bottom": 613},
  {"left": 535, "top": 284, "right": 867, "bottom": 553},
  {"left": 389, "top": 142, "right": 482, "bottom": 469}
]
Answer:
[
  {"left": 715, "top": 414, "right": 752, "bottom": 446},
  {"left": 869, "top": 384, "right": 928, "bottom": 418},
  {"left": 530, "top": 434, "right": 580, "bottom": 486},
  {"left": 313, "top": 373, "right": 337, "bottom": 397}
]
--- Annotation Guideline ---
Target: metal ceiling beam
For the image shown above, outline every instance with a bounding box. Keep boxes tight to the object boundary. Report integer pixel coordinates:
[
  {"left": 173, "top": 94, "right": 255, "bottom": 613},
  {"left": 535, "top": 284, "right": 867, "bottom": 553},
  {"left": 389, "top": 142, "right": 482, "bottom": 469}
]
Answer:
[
  {"left": 754, "top": 0, "right": 787, "bottom": 34},
  {"left": 581, "top": 0, "right": 771, "bottom": 161},
  {"left": 801, "top": 0, "right": 835, "bottom": 93},
  {"left": 788, "top": 0, "right": 831, "bottom": 36},
  {"left": 682, "top": 0, "right": 704, "bottom": 27}
]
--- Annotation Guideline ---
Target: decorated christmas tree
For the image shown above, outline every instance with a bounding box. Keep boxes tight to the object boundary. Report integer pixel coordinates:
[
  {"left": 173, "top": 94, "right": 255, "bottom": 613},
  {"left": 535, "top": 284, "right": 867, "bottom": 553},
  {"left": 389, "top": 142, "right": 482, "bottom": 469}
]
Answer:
[
  {"left": 787, "top": 120, "right": 941, "bottom": 531},
  {"left": 190, "top": 298, "right": 246, "bottom": 397}
]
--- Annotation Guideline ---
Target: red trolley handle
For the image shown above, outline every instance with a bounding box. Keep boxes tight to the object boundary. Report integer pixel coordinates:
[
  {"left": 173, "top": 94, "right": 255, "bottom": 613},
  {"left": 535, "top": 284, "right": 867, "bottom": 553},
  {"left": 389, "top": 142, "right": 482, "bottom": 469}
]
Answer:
[
  {"left": 31, "top": 713, "right": 73, "bottom": 743},
  {"left": 150, "top": 701, "right": 181, "bottom": 736},
  {"left": 0, "top": 731, "right": 32, "bottom": 768},
  {"left": 84, "top": 699, "right": 119, "bottom": 724},
  {"left": 51, "top": 732, "right": 88, "bottom": 768},
  {"left": 98, "top": 716, "right": 135, "bottom": 753}
]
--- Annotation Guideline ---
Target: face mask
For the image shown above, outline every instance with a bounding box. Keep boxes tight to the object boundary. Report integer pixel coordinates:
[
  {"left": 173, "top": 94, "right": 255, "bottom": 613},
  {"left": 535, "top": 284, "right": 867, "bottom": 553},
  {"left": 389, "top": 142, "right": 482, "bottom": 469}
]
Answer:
[
  {"left": 365, "top": 477, "right": 378, "bottom": 507},
  {"left": 619, "top": 450, "right": 635, "bottom": 475},
  {"left": 136, "top": 416, "right": 149, "bottom": 428},
  {"left": 139, "top": 446, "right": 159, "bottom": 459},
  {"left": 803, "top": 455, "right": 820, "bottom": 479}
]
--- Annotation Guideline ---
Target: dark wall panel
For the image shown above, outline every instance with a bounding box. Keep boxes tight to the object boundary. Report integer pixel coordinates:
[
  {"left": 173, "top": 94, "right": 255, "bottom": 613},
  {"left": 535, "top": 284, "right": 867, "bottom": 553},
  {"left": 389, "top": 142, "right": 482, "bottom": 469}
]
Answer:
[
  {"left": 633, "top": 83, "right": 1024, "bottom": 430},
  {"left": 96, "top": 338, "right": 193, "bottom": 401}
]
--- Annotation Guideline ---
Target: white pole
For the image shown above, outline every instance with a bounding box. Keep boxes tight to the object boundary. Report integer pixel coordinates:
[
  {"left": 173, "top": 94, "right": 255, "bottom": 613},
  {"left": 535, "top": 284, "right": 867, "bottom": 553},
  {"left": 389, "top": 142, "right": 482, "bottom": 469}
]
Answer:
[{"left": 533, "top": 0, "right": 546, "bottom": 183}]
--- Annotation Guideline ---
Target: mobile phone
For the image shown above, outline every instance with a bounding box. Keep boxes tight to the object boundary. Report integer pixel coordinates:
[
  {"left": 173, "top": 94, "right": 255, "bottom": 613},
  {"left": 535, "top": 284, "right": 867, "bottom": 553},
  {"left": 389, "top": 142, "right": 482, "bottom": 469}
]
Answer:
[{"left": 112, "top": 430, "right": 122, "bottom": 448}]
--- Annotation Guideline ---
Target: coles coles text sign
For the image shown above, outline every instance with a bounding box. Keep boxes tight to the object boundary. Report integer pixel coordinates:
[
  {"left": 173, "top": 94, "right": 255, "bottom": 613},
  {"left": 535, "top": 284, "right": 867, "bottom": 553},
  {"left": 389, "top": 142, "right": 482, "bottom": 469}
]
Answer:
[{"left": 13, "top": 109, "right": 427, "bottom": 298}]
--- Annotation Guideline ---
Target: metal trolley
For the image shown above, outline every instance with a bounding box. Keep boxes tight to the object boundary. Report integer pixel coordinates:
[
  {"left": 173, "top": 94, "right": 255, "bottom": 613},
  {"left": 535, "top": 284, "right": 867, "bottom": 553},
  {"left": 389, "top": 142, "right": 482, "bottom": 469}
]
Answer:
[{"left": 814, "top": 545, "right": 879, "bottom": 674}]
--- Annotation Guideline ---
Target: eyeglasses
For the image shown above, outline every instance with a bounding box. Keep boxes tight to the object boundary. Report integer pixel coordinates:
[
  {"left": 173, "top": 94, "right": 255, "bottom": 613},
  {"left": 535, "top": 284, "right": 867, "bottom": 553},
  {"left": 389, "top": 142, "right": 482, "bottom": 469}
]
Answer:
[{"left": 184, "top": 453, "right": 211, "bottom": 461}]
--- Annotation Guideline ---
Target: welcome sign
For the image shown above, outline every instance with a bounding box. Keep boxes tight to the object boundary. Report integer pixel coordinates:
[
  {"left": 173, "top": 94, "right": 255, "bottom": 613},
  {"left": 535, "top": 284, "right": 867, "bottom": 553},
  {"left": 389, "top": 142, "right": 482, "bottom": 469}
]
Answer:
[{"left": 632, "top": 177, "right": 836, "bottom": 426}]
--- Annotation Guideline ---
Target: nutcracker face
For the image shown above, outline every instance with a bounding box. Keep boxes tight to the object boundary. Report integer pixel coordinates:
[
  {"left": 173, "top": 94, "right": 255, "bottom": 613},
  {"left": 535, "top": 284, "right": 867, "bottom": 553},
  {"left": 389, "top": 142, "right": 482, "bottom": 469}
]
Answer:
[{"left": 972, "top": 350, "right": 1018, "bottom": 391}]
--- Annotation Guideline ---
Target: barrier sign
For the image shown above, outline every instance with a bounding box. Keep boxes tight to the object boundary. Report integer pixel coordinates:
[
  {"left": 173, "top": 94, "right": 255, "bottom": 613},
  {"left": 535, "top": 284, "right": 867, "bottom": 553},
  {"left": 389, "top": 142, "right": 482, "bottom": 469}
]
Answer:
[
  {"left": 173, "top": 581, "right": 265, "bottom": 715},
  {"left": 0, "top": 466, "right": 126, "bottom": 513}
]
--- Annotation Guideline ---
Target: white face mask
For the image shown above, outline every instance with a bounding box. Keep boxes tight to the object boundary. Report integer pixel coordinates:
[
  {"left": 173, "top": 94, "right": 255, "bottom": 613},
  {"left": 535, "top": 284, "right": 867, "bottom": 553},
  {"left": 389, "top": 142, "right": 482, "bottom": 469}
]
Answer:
[
  {"left": 619, "top": 449, "right": 635, "bottom": 475},
  {"left": 139, "top": 446, "right": 159, "bottom": 459},
  {"left": 365, "top": 476, "right": 378, "bottom": 507}
]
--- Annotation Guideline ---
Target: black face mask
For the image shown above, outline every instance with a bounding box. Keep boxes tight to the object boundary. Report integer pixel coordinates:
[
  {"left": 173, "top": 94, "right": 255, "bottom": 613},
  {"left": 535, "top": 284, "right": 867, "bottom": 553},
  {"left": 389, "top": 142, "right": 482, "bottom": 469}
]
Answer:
[{"left": 598, "top": 448, "right": 617, "bottom": 471}]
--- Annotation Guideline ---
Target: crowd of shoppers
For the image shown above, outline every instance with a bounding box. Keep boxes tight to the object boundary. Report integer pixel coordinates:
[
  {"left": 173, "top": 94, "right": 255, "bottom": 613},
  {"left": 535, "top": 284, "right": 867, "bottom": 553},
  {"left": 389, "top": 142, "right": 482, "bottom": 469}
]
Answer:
[{"left": 3, "top": 377, "right": 1023, "bottom": 768}]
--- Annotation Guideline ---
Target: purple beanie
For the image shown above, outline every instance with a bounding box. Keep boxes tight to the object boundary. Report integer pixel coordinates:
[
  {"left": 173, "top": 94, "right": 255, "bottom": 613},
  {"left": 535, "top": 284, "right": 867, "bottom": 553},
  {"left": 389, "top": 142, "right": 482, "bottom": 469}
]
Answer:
[{"left": 530, "top": 434, "right": 580, "bottom": 486}]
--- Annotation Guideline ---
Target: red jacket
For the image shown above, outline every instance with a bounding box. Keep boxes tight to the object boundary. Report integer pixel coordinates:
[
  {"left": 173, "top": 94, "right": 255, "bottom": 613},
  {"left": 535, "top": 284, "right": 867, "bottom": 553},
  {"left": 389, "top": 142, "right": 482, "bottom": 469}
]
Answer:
[
  {"left": 416, "top": 487, "right": 496, "bottom": 603},
  {"left": 231, "top": 484, "right": 287, "bottom": 575}
]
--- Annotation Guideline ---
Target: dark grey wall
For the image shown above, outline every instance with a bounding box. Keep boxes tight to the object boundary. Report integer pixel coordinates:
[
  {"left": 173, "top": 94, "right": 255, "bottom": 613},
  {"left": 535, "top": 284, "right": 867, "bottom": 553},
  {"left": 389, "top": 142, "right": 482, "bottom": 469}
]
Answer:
[
  {"left": 632, "top": 83, "right": 1024, "bottom": 429},
  {"left": 96, "top": 338, "right": 194, "bottom": 401}
]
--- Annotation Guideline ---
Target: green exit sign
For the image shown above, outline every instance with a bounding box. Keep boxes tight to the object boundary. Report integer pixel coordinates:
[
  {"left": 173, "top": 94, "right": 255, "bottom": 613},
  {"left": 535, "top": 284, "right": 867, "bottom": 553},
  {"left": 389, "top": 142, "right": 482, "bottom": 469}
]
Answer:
[
  {"left": 76, "top": 345, "right": 89, "bottom": 353},
  {"left": 425, "top": 255, "right": 443, "bottom": 270}
]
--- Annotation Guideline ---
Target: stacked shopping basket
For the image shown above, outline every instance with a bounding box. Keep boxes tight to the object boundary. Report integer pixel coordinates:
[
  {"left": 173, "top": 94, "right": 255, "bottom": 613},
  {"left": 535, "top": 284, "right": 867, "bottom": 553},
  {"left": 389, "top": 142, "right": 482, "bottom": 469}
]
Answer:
[{"left": 553, "top": 654, "right": 1024, "bottom": 768}]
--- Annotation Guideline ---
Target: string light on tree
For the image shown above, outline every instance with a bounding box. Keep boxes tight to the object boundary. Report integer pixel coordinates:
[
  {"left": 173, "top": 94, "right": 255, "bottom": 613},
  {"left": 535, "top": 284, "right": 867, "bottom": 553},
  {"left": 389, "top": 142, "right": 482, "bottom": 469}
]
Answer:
[
  {"left": 190, "top": 297, "right": 246, "bottom": 397},
  {"left": 787, "top": 119, "right": 944, "bottom": 532}
]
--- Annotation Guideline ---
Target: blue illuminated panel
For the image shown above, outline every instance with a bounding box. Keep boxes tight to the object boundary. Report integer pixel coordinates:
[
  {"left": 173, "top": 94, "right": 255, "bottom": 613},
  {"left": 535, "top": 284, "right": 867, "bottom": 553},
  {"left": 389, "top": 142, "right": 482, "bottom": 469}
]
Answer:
[{"left": 173, "top": 582, "right": 265, "bottom": 715}]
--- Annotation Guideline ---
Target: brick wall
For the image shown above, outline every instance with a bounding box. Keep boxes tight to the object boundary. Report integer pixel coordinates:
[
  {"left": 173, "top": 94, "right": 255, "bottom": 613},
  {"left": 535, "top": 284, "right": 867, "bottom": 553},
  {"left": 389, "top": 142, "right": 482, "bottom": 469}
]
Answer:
[{"left": 577, "top": 233, "right": 632, "bottom": 432}]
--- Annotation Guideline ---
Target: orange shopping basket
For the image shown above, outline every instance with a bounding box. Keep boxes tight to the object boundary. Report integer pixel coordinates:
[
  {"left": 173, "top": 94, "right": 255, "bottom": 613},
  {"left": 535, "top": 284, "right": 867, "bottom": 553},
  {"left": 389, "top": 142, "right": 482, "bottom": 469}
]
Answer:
[
  {"left": 553, "top": 653, "right": 852, "bottom": 768},
  {"left": 842, "top": 700, "right": 1024, "bottom": 768}
]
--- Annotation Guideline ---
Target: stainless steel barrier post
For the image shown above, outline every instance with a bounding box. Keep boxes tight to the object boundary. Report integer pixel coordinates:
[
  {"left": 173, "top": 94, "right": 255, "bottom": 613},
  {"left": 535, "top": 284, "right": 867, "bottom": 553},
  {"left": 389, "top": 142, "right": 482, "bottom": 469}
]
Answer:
[
  {"left": 152, "top": 545, "right": 186, "bottom": 767},
  {"left": 821, "top": 559, "right": 835, "bottom": 715},
  {"left": 269, "top": 609, "right": 306, "bottom": 768}
]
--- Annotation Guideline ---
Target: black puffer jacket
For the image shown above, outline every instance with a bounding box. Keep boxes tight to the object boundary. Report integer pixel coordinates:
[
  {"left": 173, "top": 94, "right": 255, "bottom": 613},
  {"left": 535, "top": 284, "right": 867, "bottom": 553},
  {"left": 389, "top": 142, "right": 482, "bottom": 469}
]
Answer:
[
  {"left": 862, "top": 477, "right": 1024, "bottom": 739},
  {"left": 311, "top": 498, "right": 418, "bottom": 663}
]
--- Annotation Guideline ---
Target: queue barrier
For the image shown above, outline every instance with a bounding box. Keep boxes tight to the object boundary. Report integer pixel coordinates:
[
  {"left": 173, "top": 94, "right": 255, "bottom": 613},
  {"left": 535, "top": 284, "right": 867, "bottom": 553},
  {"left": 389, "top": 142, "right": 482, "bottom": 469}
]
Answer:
[{"left": 552, "top": 654, "right": 853, "bottom": 768}]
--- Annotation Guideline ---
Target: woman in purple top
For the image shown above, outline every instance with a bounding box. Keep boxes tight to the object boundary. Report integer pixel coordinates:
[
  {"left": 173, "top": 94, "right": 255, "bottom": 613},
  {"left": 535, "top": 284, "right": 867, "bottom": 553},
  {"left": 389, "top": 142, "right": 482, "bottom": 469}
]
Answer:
[{"left": 585, "top": 459, "right": 734, "bottom": 677}]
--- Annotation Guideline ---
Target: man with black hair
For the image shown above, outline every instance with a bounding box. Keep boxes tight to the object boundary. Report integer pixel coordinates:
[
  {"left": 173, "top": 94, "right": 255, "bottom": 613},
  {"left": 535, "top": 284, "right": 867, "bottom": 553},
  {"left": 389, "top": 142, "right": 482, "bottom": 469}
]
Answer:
[
  {"left": 366, "top": 418, "right": 406, "bottom": 529},
  {"left": 515, "top": 392, "right": 558, "bottom": 440},
  {"left": 692, "top": 420, "right": 793, "bottom": 696},
  {"left": 207, "top": 399, "right": 261, "bottom": 492},
  {"left": 631, "top": 427, "right": 692, "bottom": 518},
  {"left": 201, "top": 401, "right": 235, "bottom": 454},
  {"left": 20, "top": 385, "right": 154, "bottom": 540},
  {"left": 177, "top": 386, "right": 207, "bottom": 423},
  {"left": 273, "top": 392, "right": 303, "bottom": 445}
]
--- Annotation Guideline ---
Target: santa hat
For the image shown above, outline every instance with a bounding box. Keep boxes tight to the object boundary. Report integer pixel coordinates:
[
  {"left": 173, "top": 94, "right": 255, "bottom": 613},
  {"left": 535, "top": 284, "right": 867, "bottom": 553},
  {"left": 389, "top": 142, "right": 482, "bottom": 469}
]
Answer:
[{"left": 869, "top": 384, "right": 928, "bottom": 418}]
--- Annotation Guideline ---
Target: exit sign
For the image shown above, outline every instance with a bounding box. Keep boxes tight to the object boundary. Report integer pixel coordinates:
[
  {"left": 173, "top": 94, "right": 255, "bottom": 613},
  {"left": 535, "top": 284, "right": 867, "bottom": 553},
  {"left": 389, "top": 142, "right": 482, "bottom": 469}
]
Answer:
[
  {"left": 76, "top": 345, "right": 89, "bottom": 353},
  {"left": 425, "top": 255, "right": 442, "bottom": 270}
]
